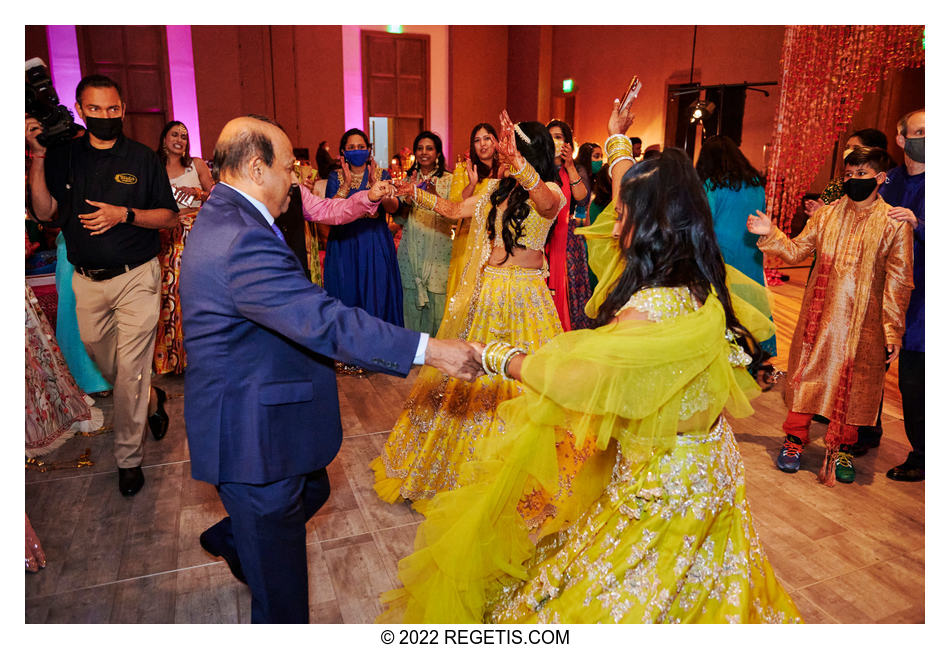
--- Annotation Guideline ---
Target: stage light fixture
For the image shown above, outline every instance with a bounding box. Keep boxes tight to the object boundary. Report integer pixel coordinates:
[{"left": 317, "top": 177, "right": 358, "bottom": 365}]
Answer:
[{"left": 688, "top": 99, "right": 716, "bottom": 124}]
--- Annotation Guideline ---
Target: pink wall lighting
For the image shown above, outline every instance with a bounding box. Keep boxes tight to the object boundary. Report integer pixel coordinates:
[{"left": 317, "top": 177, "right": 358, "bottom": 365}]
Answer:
[
  {"left": 45, "top": 25, "right": 83, "bottom": 121},
  {"left": 166, "top": 25, "right": 202, "bottom": 158}
]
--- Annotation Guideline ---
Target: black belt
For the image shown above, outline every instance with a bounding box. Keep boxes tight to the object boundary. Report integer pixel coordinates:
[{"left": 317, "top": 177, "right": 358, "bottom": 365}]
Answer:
[{"left": 74, "top": 258, "right": 150, "bottom": 282}]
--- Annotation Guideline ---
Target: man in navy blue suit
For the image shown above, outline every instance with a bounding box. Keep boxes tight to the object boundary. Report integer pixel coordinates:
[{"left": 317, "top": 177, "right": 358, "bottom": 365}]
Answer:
[{"left": 180, "top": 115, "right": 482, "bottom": 623}]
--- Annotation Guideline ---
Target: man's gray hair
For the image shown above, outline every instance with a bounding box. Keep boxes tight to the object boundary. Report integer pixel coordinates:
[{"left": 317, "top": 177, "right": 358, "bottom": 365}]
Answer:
[{"left": 211, "top": 114, "right": 285, "bottom": 182}]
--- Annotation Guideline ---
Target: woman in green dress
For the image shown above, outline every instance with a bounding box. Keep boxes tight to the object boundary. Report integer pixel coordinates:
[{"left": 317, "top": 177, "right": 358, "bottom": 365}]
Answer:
[{"left": 394, "top": 131, "right": 454, "bottom": 335}]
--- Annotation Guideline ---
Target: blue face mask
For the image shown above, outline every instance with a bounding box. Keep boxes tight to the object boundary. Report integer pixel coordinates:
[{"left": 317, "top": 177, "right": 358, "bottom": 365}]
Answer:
[
  {"left": 591, "top": 160, "right": 603, "bottom": 174},
  {"left": 343, "top": 149, "right": 370, "bottom": 167}
]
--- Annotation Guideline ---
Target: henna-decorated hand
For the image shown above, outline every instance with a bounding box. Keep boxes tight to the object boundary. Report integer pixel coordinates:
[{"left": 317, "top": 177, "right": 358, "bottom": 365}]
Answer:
[{"left": 607, "top": 97, "right": 636, "bottom": 136}]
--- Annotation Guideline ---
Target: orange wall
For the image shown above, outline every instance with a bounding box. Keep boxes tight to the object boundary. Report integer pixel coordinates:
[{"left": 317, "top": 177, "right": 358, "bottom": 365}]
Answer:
[
  {"left": 190, "top": 25, "right": 784, "bottom": 171},
  {"left": 192, "top": 25, "right": 346, "bottom": 164},
  {"left": 192, "top": 26, "right": 265, "bottom": 159},
  {"left": 506, "top": 26, "right": 543, "bottom": 124},
  {"left": 547, "top": 25, "right": 784, "bottom": 170}
]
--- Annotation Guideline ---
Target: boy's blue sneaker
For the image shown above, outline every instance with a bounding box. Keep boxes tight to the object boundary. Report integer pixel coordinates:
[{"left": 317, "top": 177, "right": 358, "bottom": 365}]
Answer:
[{"left": 776, "top": 435, "right": 804, "bottom": 473}]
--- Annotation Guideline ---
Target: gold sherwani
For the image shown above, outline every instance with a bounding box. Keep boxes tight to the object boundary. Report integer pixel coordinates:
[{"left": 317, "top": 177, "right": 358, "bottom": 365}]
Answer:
[{"left": 758, "top": 197, "right": 913, "bottom": 430}]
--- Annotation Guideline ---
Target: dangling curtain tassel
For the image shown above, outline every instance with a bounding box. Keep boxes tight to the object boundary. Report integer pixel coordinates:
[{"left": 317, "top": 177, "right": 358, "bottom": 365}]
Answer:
[{"left": 817, "top": 445, "right": 837, "bottom": 487}]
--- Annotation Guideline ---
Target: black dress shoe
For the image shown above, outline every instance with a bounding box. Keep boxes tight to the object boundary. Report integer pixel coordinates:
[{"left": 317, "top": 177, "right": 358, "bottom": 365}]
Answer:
[
  {"left": 886, "top": 461, "right": 924, "bottom": 482},
  {"left": 148, "top": 386, "right": 169, "bottom": 441},
  {"left": 199, "top": 527, "right": 247, "bottom": 584},
  {"left": 118, "top": 466, "right": 145, "bottom": 496},
  {"left": 850, "top": 434, "right": 882, "bottom": 457}
]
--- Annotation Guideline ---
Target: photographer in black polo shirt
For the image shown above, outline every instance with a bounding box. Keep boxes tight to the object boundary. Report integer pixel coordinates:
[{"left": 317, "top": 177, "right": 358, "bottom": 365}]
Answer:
[{"left": 26, "top": 74, "right": 179, "bottom": 496}]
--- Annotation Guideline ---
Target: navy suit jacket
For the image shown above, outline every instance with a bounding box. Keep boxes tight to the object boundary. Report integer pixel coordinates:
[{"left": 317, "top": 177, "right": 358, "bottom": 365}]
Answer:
[{"left": 180, "top": 184, "right": 420, "bottom": 485}]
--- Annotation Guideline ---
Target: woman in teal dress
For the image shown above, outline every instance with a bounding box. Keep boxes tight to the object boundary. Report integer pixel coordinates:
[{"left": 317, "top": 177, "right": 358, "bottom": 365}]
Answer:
[
  {"left": 323, "top": 128, "right": 404, "bottom": 327},
  {"left": 696, "top": 135, "right": 777, "bottom": 359},
  {"left": 54, "top": 231, "right": 111, "bottom": 395}
]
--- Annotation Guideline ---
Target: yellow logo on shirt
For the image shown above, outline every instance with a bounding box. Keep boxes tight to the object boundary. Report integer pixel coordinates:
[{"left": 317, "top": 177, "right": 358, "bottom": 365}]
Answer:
[{"left": 115, "top": 173, "right": 138, "bottom": 185}]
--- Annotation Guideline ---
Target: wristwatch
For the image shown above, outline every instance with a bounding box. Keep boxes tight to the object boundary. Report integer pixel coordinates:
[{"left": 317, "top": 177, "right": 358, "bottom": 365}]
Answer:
[{"left": 125, "top": 207, "right": 135, "bottom": 223}]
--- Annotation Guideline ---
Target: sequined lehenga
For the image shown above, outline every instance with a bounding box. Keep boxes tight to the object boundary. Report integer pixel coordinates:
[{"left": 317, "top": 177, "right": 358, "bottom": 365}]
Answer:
[
  {"left": 370, "top": 180, "right": 564, "bottom": 503},
  {"left": 377, "top": 205, "right": 801, "bottom": 623}
]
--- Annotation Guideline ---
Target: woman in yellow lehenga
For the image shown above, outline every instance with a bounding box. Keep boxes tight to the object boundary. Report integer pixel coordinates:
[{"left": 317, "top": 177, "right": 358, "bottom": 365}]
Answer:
[
  {"left": 369, "top": 113, "right": 566, "bottom": 503},
  {"left": 377, "top": 101, "right": 801, "bottom": 623},
  {"left": 446, "top": 122, "right": 503, "bottom": 297}
]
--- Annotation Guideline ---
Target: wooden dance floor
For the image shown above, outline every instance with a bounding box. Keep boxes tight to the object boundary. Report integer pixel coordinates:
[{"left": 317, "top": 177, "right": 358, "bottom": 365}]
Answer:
[{"left": 25, "top": 267, "right": 924, "bottom": 623}]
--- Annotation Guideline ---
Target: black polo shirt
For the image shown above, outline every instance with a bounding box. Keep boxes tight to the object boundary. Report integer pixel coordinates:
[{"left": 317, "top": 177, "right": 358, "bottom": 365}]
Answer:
[{"left": 44, "top": 133, "right": 178, "bottom": 268}]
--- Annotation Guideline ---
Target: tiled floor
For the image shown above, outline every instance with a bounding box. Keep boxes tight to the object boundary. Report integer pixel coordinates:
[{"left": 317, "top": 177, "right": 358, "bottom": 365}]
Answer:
[{"left": 25, "top": 268, "right": 924, "bottom": 623}]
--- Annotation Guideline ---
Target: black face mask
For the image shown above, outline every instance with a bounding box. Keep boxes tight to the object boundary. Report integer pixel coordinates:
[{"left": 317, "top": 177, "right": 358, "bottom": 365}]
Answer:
[
  {"left": 903, "top": 136, "right": 924, "bottom": 163},
  {"left": 843, "top": 177, "right": 878, "bottom": 202},
  {"left": 84, "top": 116, "right": 123, "bottom": 141}
]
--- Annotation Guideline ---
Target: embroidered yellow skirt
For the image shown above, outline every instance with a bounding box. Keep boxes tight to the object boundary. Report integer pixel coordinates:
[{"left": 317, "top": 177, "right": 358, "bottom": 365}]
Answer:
[
  {"left": 486, "top": 418, "right": 801, "bottom": 623},
  {"left": 370, "top": 265, "right": 564, "bottom": 503}
]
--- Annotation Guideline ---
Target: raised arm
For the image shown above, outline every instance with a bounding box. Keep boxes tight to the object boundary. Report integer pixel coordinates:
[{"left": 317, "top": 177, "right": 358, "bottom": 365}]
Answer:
[
  {"left": 604, "top": 99, "right": 637, "bottom": 205},
  {"left": 301, "top": 178, "right": 395, "bottom": 225},
  {"left": 394, "top": 180, "right": 479, "bottom": 221},
  {"left": 560, "top": 142, "right": 589, "bottom": 205},
  {"left": 25, "top": 117, "right": 57, "bottom": 221},
  {"left": 751, "top": 208, "right": 820, "bottom": 265},
  {"left": 497, "top": 110, "right": 561, "bottom": 218}
]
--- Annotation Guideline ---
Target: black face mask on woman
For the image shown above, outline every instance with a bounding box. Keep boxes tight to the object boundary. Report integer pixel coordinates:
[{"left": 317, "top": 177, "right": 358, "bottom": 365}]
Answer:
[
  {"left": 84, "top": 116, "right": 124, "bottom": 141},
  {"left": 842, "top": 176, "right": 879, "bottom": 202}
]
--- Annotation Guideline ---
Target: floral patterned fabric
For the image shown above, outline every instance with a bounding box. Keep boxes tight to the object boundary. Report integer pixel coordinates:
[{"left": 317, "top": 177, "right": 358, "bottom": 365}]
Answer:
[
  {"left": 565, "top": 217, "right": 594, "bottom": 330},
  {"left": 25, "top": 284, "right": 101, "bottom": 457},
  {"left": 153, "top": 213, "right": 195, "bottom": 374}
]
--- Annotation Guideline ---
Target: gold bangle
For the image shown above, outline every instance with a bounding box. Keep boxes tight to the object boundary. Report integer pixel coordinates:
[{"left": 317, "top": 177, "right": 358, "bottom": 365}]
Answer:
[
  {"left": 413, "top": 186, "right": 438, "bottom": 211},
  {"left": 500, "top": 347, "right": 525, "bottom": 380},
  {"left": 605, "top": 135, "right": 633, "bottom": 166},
  {"left": 510, "top": 161, "right": 541, "bottom": 192},
  {"left": 487, "top": 342, "right": 508, "bottom": 375},
  {"left": 604, "top": 134, "right": 632, "bottom": 156},
  {"left": 481, "top": 341, "right": 517, "bottom": 376},
  {"left": 481, "top": 341, "right": 506, "bottom": 376}
]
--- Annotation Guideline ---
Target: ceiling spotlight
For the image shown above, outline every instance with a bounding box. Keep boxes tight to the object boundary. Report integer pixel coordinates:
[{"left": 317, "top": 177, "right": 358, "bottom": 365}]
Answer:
[{"left": 688, "top": 99, "right": 716, "bottom": 124}]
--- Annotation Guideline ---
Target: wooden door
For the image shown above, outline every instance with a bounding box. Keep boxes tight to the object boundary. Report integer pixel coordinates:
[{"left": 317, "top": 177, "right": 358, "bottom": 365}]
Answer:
[
  {"left": 362, "top": 31, "right": 429, "bottom": 155},
  {"left": 77, "top": 25, "right": 171, "bottom": 149}
]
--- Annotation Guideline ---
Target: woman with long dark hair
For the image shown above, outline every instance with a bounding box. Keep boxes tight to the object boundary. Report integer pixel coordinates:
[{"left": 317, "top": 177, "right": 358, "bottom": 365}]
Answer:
[
  {"left": 446, "top": 123, "right": 502, "bottom": 296},
  {"left": 695, "top": 135, "right": 777, "bottom": 362},
  {"left": 378, "top": 100, "right": 799, "bottom": 624},
  {"left": 323, "top": 128, "right": 403, "bottom": 338},
  {"left": 394, "top": 130, "right": 454, "bottom": 334},
  {"left": 370, "top": 111, "right": 566, "bottom": 503},
  {"left": 546, "top": 119, "right": 594, "bottom": 330},
  {"left": 573, "top": 141, "right": 602, "bottom": 225},
  {"left": 153, "top": 120, "right": 214, "bottom": 375}
]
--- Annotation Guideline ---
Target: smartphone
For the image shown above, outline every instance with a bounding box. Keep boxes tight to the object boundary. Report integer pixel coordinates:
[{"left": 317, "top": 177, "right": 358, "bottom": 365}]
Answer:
[{"left": 620, "top": 76, "right": 642, "bottom": 112}]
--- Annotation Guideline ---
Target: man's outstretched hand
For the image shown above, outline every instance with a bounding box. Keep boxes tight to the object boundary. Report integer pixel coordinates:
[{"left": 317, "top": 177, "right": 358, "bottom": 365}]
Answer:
[{"left": 424, "top": 338, "right": 484, "bottom": 382}]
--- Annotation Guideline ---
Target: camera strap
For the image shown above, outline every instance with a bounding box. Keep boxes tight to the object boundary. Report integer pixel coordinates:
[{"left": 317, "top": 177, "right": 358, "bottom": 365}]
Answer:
[{"left": 63, "top": 143, "right": 77, "bottom": 224}]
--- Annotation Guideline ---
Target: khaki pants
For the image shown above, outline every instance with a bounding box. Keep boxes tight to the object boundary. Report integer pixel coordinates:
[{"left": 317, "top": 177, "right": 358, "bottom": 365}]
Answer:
[{"left": 73, "top": 258, "right": 161, "bottom": 468}]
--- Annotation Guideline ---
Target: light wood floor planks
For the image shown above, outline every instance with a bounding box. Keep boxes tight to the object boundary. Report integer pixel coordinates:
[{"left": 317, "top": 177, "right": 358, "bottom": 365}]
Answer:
[{"left": 25, "top": 267, "right": 923, "bottom": 623}]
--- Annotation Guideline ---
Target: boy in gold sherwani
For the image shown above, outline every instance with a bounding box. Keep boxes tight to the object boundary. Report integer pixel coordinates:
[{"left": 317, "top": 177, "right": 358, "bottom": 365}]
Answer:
[{"left": 747, "top": 146, "right": 914, "bottom": 485}]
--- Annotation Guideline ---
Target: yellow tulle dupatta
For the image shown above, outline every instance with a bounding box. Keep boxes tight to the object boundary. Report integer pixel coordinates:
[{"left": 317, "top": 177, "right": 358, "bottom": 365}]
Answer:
[{"left": 378, "top": 297, "right": 761, "bottom": 622}]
